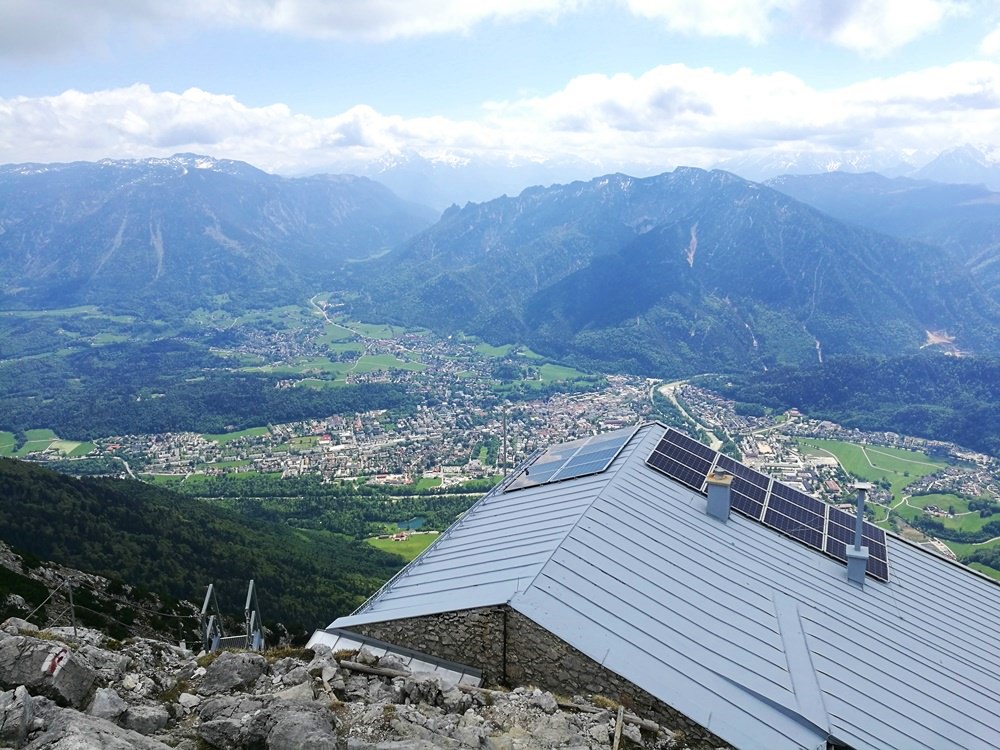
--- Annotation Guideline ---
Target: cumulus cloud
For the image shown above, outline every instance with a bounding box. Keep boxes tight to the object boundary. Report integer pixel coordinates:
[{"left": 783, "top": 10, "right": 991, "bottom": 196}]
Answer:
[
  {"left": 244, "top": 0, "right": 584, "bottom": 40},
  {"left": 0, "top": 0, "right": 205, "bottom": 59},
  {"left": 0, "top": 0, "right": 960, "bottom": 60},
  {"left": 625, "top": 0, "right": 960, "bottom": 55},
  {"left": 3, "top": 62, "right": 1000, "bottom": 173},
  {"left": 0, "top": 0, "right": 583, "bottom": 59},
  {"left": 982, "top": 23, "right": 1000, "bottom": 56},
  {"left": 793, "top": 0, "right": 960, "bottom": 57},
  {"left": 623, "top": 0, "right": 794, "bottom": 43}
]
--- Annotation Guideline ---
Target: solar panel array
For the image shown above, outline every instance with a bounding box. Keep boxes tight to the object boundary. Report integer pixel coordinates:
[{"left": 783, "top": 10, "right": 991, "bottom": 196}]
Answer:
[
  {"left": 505, "top": 425, "right": 639, "bottom": 493},
  {"left": 646, "top": 428, "right": 890, "bottom": 581}
]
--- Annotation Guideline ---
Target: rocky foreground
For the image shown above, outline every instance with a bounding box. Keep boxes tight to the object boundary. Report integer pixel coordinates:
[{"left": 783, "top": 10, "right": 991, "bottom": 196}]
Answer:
[{"left": 0, "top": 618, "right": 694, "bottom": 749}]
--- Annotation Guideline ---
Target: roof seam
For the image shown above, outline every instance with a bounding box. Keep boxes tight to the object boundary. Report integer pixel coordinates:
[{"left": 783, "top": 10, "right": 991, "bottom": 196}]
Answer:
[{"left": 510, "top": 424, "right": 650, "bottom": 603}]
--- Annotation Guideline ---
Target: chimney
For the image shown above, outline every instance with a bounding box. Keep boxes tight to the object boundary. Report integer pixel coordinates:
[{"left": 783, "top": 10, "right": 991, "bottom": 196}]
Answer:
[
  {"left": 705, "top": 470, "right": 733, "bottom": 521},
  {"left": 847, "top": 483, "right": 872, "bottom": 586}
]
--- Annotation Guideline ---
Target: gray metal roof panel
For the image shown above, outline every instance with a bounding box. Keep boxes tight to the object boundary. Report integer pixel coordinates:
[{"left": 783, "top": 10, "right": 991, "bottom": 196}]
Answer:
[
  {"left": 330, "top": 427, "right": 647, "bottom": 629},
  {"left": 333, "top": 422, "right": 1000, "bottom": 750}
]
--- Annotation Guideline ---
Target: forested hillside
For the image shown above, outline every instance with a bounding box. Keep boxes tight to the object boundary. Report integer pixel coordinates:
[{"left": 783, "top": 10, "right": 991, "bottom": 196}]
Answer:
[
  {"left": 703, "top": 354, "right": 1000, "bottom": 455},
  {"left": 0, "top": 458, "right": 403, "bottom": 634},
  {"left": 353, "top": 168, "right": 998, "bottom": 376},
  {"left": 0, "top": 338, "right": 415, "bottom": 440}
]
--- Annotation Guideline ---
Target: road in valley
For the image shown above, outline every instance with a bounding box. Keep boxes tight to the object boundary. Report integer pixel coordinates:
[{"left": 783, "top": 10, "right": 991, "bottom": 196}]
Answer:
[{"left": 654, "top": 380, "right": 723, "bottom": 450}]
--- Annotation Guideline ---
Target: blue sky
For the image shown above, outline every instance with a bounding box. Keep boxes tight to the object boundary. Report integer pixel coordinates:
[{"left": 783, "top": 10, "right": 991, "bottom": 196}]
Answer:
[{"left": 2, "top": 1, "right": 1000, "bottom": 177}]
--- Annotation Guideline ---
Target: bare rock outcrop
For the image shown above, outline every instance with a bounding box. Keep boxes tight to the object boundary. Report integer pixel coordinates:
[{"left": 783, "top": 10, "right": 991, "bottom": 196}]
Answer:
[
  {"left": 0, "top": 634, "right": 98, "bottom": 709},
  {"left": 0, "top": 621, "right": 689, "bottom": 750}
]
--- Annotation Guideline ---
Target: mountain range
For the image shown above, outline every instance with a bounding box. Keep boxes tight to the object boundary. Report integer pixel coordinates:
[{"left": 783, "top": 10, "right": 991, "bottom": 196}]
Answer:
[
  {"left": 0, "top": 154, "right": 435, "bottom": 313},
  {"left": 767, "top": 171, "right": 1000, "bottom": 306},
  {"left": 326, "top": 144, "right": 1000, "bottom": 207},
  {"left": 2, "top": 153, "right": 998, "bottom": 379},
  {"left": 352, "top": 168, "right": 998, "bottom": 375}
]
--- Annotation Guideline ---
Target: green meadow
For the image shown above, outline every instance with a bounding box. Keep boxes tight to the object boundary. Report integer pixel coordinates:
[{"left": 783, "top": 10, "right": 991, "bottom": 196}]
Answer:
[
  {"left": 202, "top": 426, "right": 270, "bottom": 444},
  {"left": 14, "top": 429, "right": 58, "bottom": 456},
  {"left": 797, "top": 438, "right": 947, "bottom": 498},
  {"left": 366, "top": 532, "right": 439, "bottom": 562}
]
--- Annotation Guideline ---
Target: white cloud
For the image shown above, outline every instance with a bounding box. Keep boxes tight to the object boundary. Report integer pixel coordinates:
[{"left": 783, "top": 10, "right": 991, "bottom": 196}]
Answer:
[
  {"left": 0, "top": 0, "right": 584, "bottom": 59},
  {"left": 794, "top": 0, "right": 960, "bottom": 57},
  {"left": 624, "top": 0, "right": 961, "bottom": 55},
  {"left": 0, "top": 0, "right": 959, "bottom": 60},
  {"left": 623, "top": 0, "right": 794, "bottom": 43},
  {"left": 981, "top": 23, "right": 1000, "bottom": 56},
  {"left": 242, "top": 0, "right": 584, "bottom": 40},
  {"left": 3, "top": 62, "right": 1000, "bottom": 174}
]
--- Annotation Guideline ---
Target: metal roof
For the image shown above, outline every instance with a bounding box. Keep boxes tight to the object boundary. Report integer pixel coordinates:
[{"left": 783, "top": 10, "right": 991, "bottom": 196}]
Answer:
[{"left": 329, "top": 423, "right": 1000, "bottom": 750}]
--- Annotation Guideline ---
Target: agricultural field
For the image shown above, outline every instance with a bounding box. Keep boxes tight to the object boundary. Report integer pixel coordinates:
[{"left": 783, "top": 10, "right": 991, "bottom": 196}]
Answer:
[
  {"left": 7, "top": 430, "right": 96, "bottom": 458},
  {"left": 798, "top": 439, "right": 947, "bottom": 498},
  {"left": 474, "top": 343, "right": 513, "bottom": 357},
  {"left": 202, "top": 426, "right": 270, "bottom": 445},
  {"left": 366, "top": 532, "right": 439, "bottom": 562},
  {"left": 343, "top": 320, "right": 403, "bottom": 339},
  {"left": 49, "top": 439, "right": 95, "bottom": 457},
  {"left": 800, "top": 438, "right": 998, "bottom": 576},
  {"left": 353, "top": 354, "right": 426, "bottom": 374},
  {"left": 294, "top": 378, "right": 344, "bottom": 390},
  {"left": 244, "top": 356, "right": 349, "bottom": 377},
  {"left": 412, "top": 477, "right": 442, "bottom": 491},
  {"left": 14, "top": 429, "right": 58, "bottom": 456},
  {"left": 538, "top": 362, "right": 591, "bottom": 383},
  {"left": 890, "top": 492, "right": 996, "bottom": 535}
]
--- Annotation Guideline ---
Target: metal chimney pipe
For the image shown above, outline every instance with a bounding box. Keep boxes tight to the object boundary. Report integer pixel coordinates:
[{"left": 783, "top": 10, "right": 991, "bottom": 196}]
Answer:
[
  {"left": 853, "top": 483, "right": 871, "bottom": 550},
  {"left": 847, "top": 483, "right": 872, "bottom": 586},
  {"left": 705, "top": 469, "right": 733, "bottom": 521}
]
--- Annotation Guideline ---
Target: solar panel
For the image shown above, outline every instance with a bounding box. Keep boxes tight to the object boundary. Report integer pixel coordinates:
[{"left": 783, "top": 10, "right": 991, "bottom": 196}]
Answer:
[
  {"left": 826, "top": 507, "right": 890, "bottom": 582},
  {"left": 715, "top": 455, "right": 769, "bottom": 522},
  {"left": 505, "top": 425, "right": 639, "bottom": 492},
  {"left": 763, "top": 492, "right": 825, "bottom": 550},
  {"left": 644, "top": 428, "right": 890, "bottom": 582},
  {"left": 645, "top": 429, "right": 716, "bottom": 491}
]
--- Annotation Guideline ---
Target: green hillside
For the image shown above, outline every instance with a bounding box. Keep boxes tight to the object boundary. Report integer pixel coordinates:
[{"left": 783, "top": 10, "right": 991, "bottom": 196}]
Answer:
[
  {"left": 353, "top": 168, "right": 998, "bottom": 377},
  {"left": 0, "top": 457, "right": 401, "bottom": 635},
  {"left": 706, "top": 353, "right": 1000, "bottom": 456}
]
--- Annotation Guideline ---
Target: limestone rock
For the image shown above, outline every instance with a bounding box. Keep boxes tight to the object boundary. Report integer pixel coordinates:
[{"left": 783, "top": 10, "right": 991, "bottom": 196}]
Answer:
[
  {"left": 274, "top": 680, "right": 315, "bottom": 702},
  {"left": 21, "top": 708, "right": 172, "bottom": 750},
  {"left": 266, "top": 709, "right": 338, "bottom": 750},
  {"left": 177, "top": 692, "right": 201, "bottom": 711},
  {"left": 355, "top": 648, "right": 379, "bottom": 666},
  {"left": 0, "top": 685, "right": 40, "bottom": 748},
  {"left": 0, "top": 635, "right": 98, "bottom": 709},
  {"left": 529, "top": 689, "right": 559, "bottom": 715},
  {"left": 87, "top": 688, "right": 127, "bottom": 722},
  {"left": 1, "top": 618, "right": 36, "bottom": 636},
  {"left": 280, "top": 666, "right": 309, "bottom": 686},
  {"left": 122, "top": 704, "right": 170, "bottom": 735},
  {"left": 199, "top": 652, "right": 267, "bottom": 695},
  {"left": 197, "top": 694, "right": 337, "bottom": 749}
]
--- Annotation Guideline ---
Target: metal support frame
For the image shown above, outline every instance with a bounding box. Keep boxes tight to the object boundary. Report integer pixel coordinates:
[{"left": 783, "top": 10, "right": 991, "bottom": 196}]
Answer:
[{"left": 200, "top": 581, "right": 264, "bottom": 652}]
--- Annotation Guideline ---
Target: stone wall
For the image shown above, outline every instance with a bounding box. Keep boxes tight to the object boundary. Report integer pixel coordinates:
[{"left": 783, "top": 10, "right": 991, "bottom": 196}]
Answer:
[
  {"left": 350, "top": 607, "right": 506, "bottom": 683},
  {"left": 350, "top": 607, "right": 731, "bottom": 750},
  {"left": 504, "top": 610, "right": 729, "bottom": 750}
]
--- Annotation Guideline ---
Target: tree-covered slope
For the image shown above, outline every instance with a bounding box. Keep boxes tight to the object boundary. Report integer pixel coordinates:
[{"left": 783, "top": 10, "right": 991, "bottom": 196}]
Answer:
[
  {"left": 767, "top": 171, "right": 1000, "bottom": 305},
  {"left": 353, "top": 168, "right": 998, "bottom": 376},
  {"left": 701, "top": 353, "right": 1000, "bottom": 456},
  {"left": 0, "top": 458, "right": 402, "bottom": 633}
]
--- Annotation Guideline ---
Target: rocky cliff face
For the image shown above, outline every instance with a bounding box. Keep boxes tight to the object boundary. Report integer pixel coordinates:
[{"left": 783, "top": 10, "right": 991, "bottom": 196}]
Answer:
[{"left": 0, "top": 618, "right": 697, "bottom": 749}]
